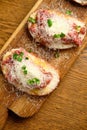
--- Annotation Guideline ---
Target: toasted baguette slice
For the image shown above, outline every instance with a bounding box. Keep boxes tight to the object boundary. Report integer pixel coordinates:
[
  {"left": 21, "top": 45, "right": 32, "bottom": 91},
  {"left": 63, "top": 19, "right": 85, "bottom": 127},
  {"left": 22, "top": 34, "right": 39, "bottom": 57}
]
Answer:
[
  {"left": 1, "top": 48, "right": 60, "bottom": 96},
  {"left": 73, "top": 0, "right": 87, "bottom": 5},
  {"left": 28, "top": 9, "right": 86, "bottom": 49}
]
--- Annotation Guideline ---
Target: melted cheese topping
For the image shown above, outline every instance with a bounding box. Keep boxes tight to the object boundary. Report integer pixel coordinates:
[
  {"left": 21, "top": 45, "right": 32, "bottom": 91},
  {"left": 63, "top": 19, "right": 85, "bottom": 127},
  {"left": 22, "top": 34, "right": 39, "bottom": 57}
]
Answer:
[
  {"left": 1, "top": 48, "right": 60, "bottom": 96},
  {"left": 28, "top": 9, "right": 86, "bottom": 49},
  {"left": 9, "top": 56, "right": 51, "bottom": 89},
  {"left": 45, "top": 14, "right": 70, "bottom": 36},
  {"left": 44, "top": 12, "right": 85, "bottom": 37}
]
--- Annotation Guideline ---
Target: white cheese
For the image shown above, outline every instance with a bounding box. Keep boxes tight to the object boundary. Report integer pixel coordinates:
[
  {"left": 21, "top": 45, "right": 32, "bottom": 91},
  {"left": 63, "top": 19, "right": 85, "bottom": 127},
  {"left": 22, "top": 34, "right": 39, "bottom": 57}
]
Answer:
[
  {"left": 2, "top": 48, "right": 60, "bottom": 96},
  {"left": 45, "top": 14, "right": 70, "bottom": 36},
  {"left": 45, "top": 13, "right": 85, "bottom": 37},
  {"left": 10, "top": 58, "right": 47, "bottom": 89}
]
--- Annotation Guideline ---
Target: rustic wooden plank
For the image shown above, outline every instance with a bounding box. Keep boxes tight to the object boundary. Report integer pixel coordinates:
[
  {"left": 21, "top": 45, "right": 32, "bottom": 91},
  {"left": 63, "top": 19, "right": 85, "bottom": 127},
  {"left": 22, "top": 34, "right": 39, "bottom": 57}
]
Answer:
[
  {"left": 0, "top": 0, "right": 37, "bottom": 49},
  {"left": 9, "top": 94, "right": 46, "bottom": 117},
  {"left": 0, "top": 0, "right": 87, "bottom": 118},
  {"left": 0, "top": 0, "right": 46, "bottom": 118},
  {"left": 4, "top": 47, "right": 87, "bottom": 130},
  {"left": 0, "top": 105, "right": 8, "bottom": 130},
  {"left": 0, "top": 0, "right": 87, "bottom": 130}
]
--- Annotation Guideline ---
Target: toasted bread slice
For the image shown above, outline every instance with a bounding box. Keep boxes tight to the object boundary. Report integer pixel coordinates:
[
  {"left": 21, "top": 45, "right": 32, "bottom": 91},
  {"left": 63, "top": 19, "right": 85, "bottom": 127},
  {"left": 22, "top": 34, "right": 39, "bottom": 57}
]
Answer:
[
  {"left": 28, "top": 9, "right": 86, "bottom": 49},
  {"left": 73, "top": 0, "right": 87, "bottom": 5},
  {"left": 1, "top": 48, "right": 60, "bottom": 96}
]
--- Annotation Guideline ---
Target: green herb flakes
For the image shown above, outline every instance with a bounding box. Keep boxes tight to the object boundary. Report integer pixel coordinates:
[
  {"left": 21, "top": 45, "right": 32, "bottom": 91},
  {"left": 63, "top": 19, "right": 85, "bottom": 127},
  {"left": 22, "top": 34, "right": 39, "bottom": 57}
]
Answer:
[
  {"left": 23, "top": 70, "right": 27, "bottom": 75},
  {"left": 27, "top": 78, "right": 40, "bottom": 85},
  {"left": 54, "top": 52, "right": 60, "bottom": 58},
  {"left": 53, "top": 34, "right": 61, "bottom": 38},
  {"left": 66, "top": 10, "right": 72, "bottom": 15},
  {"left": 17, "top": 56, "right": 22, "bottom": 62},
  {"left": 13, "top": 52, "right": 24, "bottom": 62},
  {"left": 54, "top": 32, "right": 65, "bottom": 38},
  {"left": 47, "top": 19, "right": 53, "bottom": 27},
  {"left": 21, "top": 65, "right": 27, "bottom": 75},
  {"left": 76, "top": 25, "right": 81, "bottom": 32},
  {"left": 22, "top": 65, "right": 26, "bottom": 70},
  {"left": 60, "top": 32, "right": 65, "bottom": 38},
  {"left": 20, "top": 52, "right": 24, "bottom": 56},
  {"left": 28, "top": 49, "right": 32, "bottom": 53},
  {"left": 13, "top": 53, "right": 18, "bottom": 60},
  {"left": 28, "top": 17, "right": 36, "bottom": 24}
]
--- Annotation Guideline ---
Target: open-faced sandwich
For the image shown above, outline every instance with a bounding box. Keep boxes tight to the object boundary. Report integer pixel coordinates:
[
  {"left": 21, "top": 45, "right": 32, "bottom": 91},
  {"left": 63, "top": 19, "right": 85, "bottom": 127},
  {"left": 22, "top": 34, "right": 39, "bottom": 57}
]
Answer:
[
  {"left": 1, "top": 48, "right": 60, "bottom": 96},
  {"left": 72, "top": 0, "right": 87, "bottom": 5},
  {"left": 28, "top": 9, "right": 86, "bottom": 49}
]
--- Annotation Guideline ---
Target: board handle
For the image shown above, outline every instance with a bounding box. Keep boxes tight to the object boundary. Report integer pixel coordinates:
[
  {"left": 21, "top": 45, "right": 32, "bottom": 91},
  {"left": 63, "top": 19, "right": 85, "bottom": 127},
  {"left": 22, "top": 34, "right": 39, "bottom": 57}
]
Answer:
[{"left": 8, "top": 94, "right": 46, "bottom": 118}]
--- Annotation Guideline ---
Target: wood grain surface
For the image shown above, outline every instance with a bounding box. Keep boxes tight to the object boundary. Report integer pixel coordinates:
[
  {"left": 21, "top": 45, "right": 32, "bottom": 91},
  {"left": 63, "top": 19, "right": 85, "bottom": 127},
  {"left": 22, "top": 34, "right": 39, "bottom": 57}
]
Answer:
[
  {"left": 0, "top": 0, "right": 87, "bottom": 130},
  {"left": 0, "top": 105, "right": 8, "bottom": 130}
]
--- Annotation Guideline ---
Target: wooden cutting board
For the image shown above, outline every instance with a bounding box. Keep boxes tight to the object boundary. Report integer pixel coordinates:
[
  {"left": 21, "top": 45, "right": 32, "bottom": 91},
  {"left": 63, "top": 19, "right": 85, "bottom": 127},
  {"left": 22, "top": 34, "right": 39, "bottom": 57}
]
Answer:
[
  {"left": 0, "top": 0, "right": 87, "bottom": 118},
  {"left": 0, "top": 105, "right": 8, "bottom": 130}
]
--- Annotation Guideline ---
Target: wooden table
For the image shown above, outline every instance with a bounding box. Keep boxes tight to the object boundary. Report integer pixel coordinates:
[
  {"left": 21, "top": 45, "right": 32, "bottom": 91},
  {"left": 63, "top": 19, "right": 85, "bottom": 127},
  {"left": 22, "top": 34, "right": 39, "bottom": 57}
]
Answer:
[{"left": 0, "top": 0, "right": 87, "bottom": 130}]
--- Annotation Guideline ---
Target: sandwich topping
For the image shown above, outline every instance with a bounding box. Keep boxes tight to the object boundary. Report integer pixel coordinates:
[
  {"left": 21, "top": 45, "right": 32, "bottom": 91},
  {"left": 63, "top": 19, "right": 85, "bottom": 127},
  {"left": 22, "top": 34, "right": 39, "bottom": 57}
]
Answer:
[
  {"left": 1, "top": 48, "right": 52, "bottom": 90},
  {"left": 28, "top": 9, "right": 86, "bottom": 49}
]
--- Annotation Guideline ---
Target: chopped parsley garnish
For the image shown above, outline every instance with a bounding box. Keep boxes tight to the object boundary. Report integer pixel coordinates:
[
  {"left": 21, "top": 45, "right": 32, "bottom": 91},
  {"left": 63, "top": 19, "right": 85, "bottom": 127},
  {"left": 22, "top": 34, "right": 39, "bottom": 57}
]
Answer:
[
  {"left": 66, "top": 10, "right": 72, "bottom": 15},
  {"left": 13, "top": 52, "right": 24, "bottom": 62},
  {"left": 20, "top": 52, "right": 24, "bottom": 56},
  {"left": 28, "top": 17, "right": 36, "bottom": 24},
  {"left": 53, "top": 34, "right": 61, "bottom": 38},
  {"left": 23, "top": 70, "right": 28, "bottom": 75},
  {"left": 76, "top": 25, "right": 81, "bottom": 32},
  {"left": 27, "top": 78, "right": 40, "bottom": 85},
  {"left": 17, "top": 56, "right": 22, "bottom": 62},
  {"left": 54, "top": 32, "right": 65, "bottom": 38},
  {"left": 47, "top": 19, "right": 53, "bottom": 27},
  {"left": 60, "top": 32, "right": 65, "bottom": 37},
  {"left": 13, "top": 53, "right": 18, "bottom": 60},
  {"left": 22, "top": 65, "right": 26, "bottom": 70},
  {"left": 22, "top": 65, "right": 27, "bottom": 75},
  {"left": 28, "top": 49, "right": 32, "bottom": 53},
  {"left": 54, "top": 52, "right": 60, "bottom": 58}
]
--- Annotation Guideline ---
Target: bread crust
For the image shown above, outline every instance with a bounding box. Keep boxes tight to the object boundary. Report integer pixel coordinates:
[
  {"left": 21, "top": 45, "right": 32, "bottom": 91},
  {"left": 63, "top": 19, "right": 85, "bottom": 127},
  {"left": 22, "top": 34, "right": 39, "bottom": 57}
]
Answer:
[
  {"left": 1, "top": 48, "right": 60, "bottom": 96},
  {"left": 73, "top": 0, "right": 87, "bottom": 5},
  {"left": 28, "top": 9, "right": 86, "bottom": 50}
]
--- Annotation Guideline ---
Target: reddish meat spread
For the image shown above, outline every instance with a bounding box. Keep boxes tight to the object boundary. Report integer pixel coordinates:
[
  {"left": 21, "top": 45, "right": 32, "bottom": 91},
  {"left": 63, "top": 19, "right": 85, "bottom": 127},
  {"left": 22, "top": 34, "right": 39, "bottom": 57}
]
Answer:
[
  {"left": 28, "top": 9, "right": 86, "bottom": 49},
  {"left": 1, "top": 48, "right": 60, "bottom": 96},
  {"left": 1, "top": 49, "right": 52, "bottom": 90}
]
